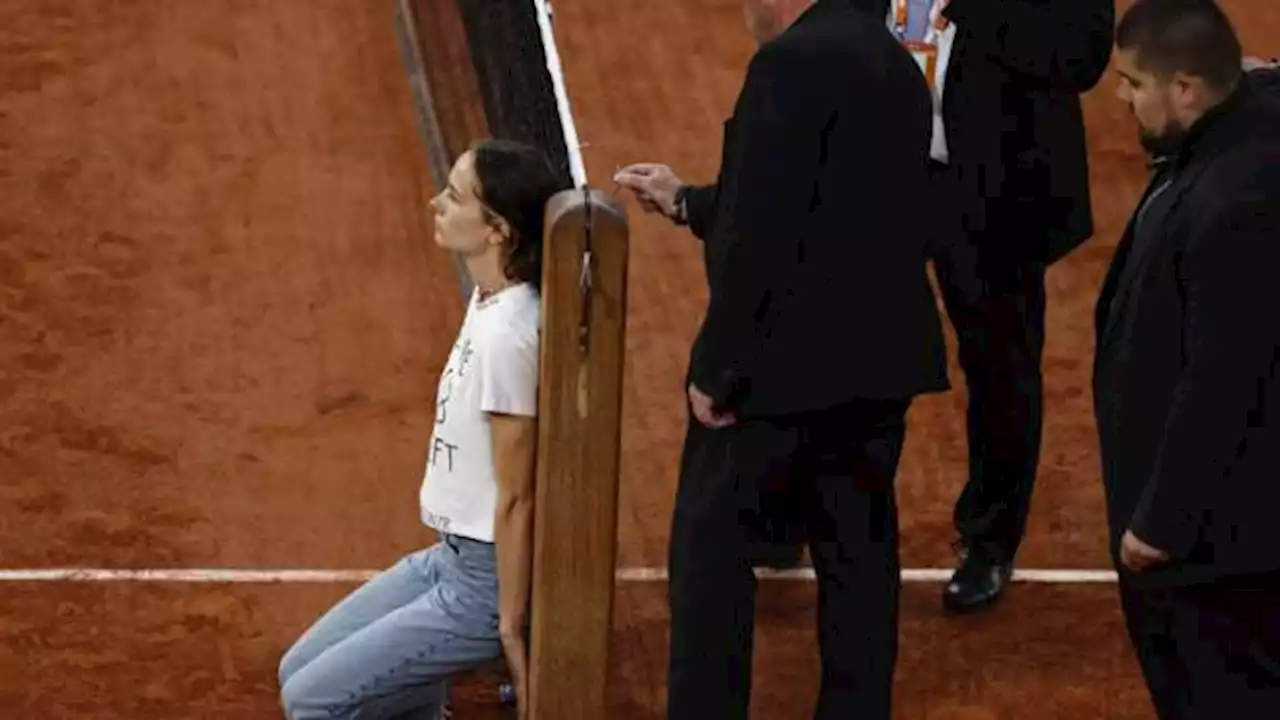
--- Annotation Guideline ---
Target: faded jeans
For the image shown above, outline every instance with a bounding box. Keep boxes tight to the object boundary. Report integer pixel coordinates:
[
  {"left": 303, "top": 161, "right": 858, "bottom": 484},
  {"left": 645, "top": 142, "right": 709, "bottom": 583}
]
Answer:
[{"left": 278, "top": 534, "right": 503, "bottom": 719}]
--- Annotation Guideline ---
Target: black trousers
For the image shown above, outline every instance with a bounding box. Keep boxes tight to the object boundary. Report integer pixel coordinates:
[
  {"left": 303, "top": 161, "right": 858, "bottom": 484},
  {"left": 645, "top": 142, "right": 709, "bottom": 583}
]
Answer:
[
  {"left": 1119, "top": 580, "right": 1280, "bottom": 719},
  {"left": 666, "top": 398, "right": 910, "bottom": 720},
  {"left": 930, "top": 163, "right": 1047, "bottom": 562}
]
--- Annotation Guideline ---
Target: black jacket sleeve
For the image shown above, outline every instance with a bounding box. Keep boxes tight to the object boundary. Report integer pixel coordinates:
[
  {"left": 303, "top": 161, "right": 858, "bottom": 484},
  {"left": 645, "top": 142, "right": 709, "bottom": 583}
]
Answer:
[
  {"left": 1247, "top": 66, "right": 1280, "bottom": 100},
  {"left": 689, "top": 43, "right": 826, "bottom": 409},
  {"left": 944, "top": 0, "right": 1114, "bottom": 93},
  {"left": 684, "top": 184, "right": 719, "bottom": 241},
  {"left": 1128, "top": 178, "right": 1280, "bottom": 558}
]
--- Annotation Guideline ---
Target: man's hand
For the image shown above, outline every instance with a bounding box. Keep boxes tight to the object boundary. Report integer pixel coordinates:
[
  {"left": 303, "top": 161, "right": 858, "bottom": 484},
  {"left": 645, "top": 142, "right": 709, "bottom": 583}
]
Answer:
[
  {"left": 688, "top": 383, "right": 736, "bottom": 429},
  {"left": 1120, "top": 529, "right": 1170, "bottom": 572},
  {"left": 500, "top": 629, "right": 529, "bottom": 718},
  {"left": 613, "top": 163, "right": 684, "bottom": 219}
]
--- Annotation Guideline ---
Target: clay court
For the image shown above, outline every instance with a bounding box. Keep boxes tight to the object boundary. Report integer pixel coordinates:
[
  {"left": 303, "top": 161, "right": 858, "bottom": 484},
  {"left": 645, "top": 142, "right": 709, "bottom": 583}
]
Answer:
[{"left": 1, "top": 0, "right": 1277, "bottom": 717}]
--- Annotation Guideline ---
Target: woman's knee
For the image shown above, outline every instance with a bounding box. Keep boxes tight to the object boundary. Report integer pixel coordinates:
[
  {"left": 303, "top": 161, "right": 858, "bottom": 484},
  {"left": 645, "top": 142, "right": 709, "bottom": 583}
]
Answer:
[
  {"left": 279, "top": 659, "right": 452, "bottom": 720},
  {"left": 279, "top": 665, "right": 351, "bottom": 720},
  {"left": 277, "top": 641, "right": 308, "bottom": 690}
]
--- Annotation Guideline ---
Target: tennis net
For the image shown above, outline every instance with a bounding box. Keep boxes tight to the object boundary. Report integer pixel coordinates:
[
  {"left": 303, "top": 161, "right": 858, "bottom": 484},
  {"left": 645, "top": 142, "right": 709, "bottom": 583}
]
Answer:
[
  {"left": 394, "top": 0, "right": 586, "bottom": 193},
  {"left": 394, "top": 0, "right": 587, "bottom": 296}
]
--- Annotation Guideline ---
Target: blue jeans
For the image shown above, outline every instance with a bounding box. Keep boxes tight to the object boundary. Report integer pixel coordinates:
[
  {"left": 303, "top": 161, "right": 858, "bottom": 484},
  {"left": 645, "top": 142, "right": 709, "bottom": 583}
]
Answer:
[{"left": 279, "top": 535, "right": 503, "bottom": 719}]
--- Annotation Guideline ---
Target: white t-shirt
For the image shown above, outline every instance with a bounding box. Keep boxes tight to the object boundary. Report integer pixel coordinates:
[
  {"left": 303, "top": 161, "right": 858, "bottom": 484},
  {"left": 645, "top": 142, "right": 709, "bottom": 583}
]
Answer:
[
  {"left": 419, "top": 283, "right": 541, "bottom": 543},
  {"left": 888, "top": 0, "right": 956, "bottom": 163}
]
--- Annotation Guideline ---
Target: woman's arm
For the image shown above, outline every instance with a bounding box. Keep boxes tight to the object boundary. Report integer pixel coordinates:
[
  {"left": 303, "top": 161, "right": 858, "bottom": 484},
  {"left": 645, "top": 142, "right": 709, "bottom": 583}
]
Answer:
[
  {"left": 490, "top": 411, "right": 538, "bottom": 641},
  {"left": 474, "top": 320, "right": 540, "bottom": 716}
]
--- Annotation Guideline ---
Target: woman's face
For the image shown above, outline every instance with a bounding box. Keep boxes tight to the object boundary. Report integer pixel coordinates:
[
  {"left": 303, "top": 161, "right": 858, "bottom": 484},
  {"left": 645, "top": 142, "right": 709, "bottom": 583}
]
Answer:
[{"left": 429, "top": 151, "right": 504, "bottom": 256}]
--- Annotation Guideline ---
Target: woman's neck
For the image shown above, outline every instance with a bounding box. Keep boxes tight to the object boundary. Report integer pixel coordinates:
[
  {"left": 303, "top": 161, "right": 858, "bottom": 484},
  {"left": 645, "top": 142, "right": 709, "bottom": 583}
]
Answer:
[{"left": 466, "top": 254, "right": 514, "bottom": 299}]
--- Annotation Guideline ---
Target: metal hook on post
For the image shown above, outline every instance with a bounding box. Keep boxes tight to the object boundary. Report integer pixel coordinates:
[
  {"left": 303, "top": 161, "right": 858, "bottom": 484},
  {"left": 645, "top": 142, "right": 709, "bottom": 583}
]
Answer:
[{"left": 578, "top": 184, "right": 594, "bottom": 356}]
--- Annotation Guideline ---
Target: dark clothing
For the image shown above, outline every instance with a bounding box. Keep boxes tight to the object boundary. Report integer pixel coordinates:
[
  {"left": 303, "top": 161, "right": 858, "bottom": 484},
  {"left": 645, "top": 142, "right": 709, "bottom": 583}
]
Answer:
[
  {"left": 668, "top": 2, "right": 947, "bottom": 717},
  {"left": 926, "top": 0, "right": 1112, "bottom": 562},
  {"left": 668, "top": 399, "right": 909, "bottom": 720},
  {"left": 1120, "top": 581, "right": 1280, "bottom": 720},
  {"left": 1093, "top": 80, "right": 1280, "bottom": 586},
  {"left": 939, "top": 0, "right": 1114, "bottom": 264},
  {"left": 1094, "top": 79, "right": 1280, "bottom": 718},
  {"left": 681, "top": 0, "right": 948, "bottom": 419},
  {"left": 930, "top": 202, "right": 1046, "bottom": 561},
  {"left": 1249, "top": 66, "right": 1280, "bottom": 97}
]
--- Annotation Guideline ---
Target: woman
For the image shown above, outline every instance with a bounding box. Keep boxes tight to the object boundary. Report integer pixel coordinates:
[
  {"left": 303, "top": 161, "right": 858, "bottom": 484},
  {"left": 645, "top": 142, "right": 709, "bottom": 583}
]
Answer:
[{"left": 278, "top": 139, "right": 568, "bottom": 720}]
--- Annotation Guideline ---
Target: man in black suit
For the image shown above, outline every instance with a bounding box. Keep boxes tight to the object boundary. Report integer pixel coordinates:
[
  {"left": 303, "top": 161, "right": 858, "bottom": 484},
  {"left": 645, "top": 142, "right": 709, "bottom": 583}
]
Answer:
[
  {"left": 1096, "top": 1, "right": 1280, "bottom": 717},
  {"left": 924, "top": 0, "right": 1116, "bottom": 612},
  {"left": 614, "top": 0, "right": 947, "bottom": 716}
]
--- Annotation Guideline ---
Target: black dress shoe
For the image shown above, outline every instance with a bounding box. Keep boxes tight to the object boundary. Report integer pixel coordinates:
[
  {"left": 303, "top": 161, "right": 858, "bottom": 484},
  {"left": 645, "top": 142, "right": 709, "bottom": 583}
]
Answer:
[{"left": 942, "top": 547, "right": 1013, "bottom": 613}]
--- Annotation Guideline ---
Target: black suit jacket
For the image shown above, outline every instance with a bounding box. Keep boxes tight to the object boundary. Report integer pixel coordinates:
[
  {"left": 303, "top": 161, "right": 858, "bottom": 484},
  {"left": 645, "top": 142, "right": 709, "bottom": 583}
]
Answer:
[
  {"left": 1093, "top": 79, "right": 1280, "bottom": 588},
  {"left": 939, "top": 0, "right": 1114, "bottom": 264},
  {"left": 1250, "top": 65, "right": 1280, "bottom": 96},
  {"left": 682, "top": 0, "right": 949, "bottom": 418}
]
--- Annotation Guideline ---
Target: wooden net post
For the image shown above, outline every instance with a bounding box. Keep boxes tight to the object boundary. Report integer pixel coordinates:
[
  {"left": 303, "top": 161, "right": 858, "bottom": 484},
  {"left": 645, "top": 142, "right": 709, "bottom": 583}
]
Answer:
[{"left": 528, "top": 187, "right": 629, "bottom": 720}]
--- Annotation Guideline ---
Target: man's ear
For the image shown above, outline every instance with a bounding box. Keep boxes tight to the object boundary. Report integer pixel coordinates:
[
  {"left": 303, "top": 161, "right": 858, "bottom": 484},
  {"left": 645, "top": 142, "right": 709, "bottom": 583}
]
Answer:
[{"left": 1166, "top": 70, "right": 1206, "bottom": 114}]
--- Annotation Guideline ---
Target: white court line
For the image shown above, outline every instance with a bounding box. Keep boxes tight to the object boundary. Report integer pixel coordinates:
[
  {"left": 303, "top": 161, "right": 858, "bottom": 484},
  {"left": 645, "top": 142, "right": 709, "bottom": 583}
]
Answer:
[
  {"left": 620, "top": 567, "right": 1119, "bottom": 583},
  {"left": 0, "top": 567, "right": 1118, "bottom": 584}
]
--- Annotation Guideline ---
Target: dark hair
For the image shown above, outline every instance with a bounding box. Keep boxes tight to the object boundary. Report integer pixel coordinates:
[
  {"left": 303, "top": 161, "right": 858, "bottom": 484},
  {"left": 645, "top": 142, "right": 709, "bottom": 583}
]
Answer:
[
  {"left": 1116, "top": 0, "right": 1243, "bottom": 90},
  {"left": 470, "top": 139, "right": 572, "bottom": 290}
]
